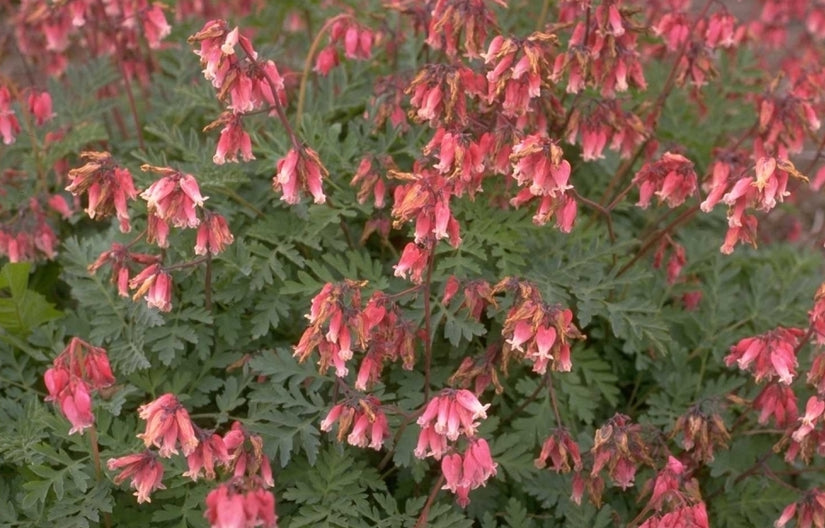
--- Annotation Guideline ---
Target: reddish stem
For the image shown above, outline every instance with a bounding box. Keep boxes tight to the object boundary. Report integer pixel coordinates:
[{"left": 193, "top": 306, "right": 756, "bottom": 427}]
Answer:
[{"left": 414, "top": 475, "right": 445, "bottom": 528}]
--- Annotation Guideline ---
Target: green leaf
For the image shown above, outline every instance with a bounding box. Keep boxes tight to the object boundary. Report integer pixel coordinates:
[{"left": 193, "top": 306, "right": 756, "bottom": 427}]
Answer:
[{"left": 0, "top": 262, "right": 62, "bottom": 334}]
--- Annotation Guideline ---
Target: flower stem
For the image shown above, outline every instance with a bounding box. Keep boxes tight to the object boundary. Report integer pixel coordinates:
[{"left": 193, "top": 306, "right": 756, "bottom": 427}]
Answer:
[
  {"left": 414, "top": 474, "right": 445, "bottom": 528},
  {"left": 296, "top": 15, "right": 349, "bottom": 128},
  {"left": 88, "top": 425, "right": 112, "bottom": 528}
]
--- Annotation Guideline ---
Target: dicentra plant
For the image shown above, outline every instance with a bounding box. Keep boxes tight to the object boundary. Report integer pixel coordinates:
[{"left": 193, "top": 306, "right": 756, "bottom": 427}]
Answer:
[{"left": 1, "top": 0, "right": 825, "bottom": 527}]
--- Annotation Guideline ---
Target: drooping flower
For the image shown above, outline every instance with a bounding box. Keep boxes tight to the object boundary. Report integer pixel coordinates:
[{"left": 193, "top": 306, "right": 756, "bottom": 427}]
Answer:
[
  {"left": 633, "top": 152, "right": 698, "bottom": 209},
  {"left": 205, "top": 479, "right": 278, "bottom": 528},
  {"left": 137, "top": 393, "right": 199, "bottom": 457},
  {"left": 496, "top": 278, "right": 584, "bottom": 374},
  {"left": 273, "top": 147, "right": 328, "bottom": 205},
  {"left": 440, "top": 438, "right": 498, "bottom": 508},
  {"left": 206, "top": 112, "right": 255, "bottom": 165},
  {"left": 195, "top": 211, "right": 235, "bottom": 256},
  {"left": 672, "top": 406, "right": 730, "bottom": 463},
  {"left": 753, "top": 382, "right": 798, "bottom": 428},
  {"left": 416, "top": 389, "right": 490, "bottom": 444},
  {"left": 725, "top": 327, "right": 806, "bottom": 385},
  {"left": 590, "top": 414, "right": 653, "bottom": 490},
  {"left": 66, "top": 151, "right": 137, "bottom": 232},
  {"left": 535, "top": 428, "right": 583, "bottom": 473},
  {"left": 27, "top": 90, "right": 54, "bottom": 126},
  {"left": 129, "top": 263, "right": 174, "bottom": 312},
  {"left": 140, "top": 165, "right": 208, "bottom": 229},
  {"left": 107, "top": 451, "right": 166, "bottom": 504},
  {"left": 320, "top": 396, "right": 389, "bottom": 451},
  {"left": 88, "top": 243, "right": 160, "bottom": 298},
  {"left": 222, "top": 422, "right": 274, "bottom": 486},
  {"left": 0, "top": 85, "right": 21, "bottom": 144},
  {"left": 509, "top": 134, "right": 578, "bottom": 230},
  {"left": 43, "top": 337, "right": 115, "bottom": 435},
  {"left": 184, "top": 427, "right": 231, "bottom": 481},
  {"left": 775, "top": 490, "right": 825, "bottom": 528},
  {"left": 141, "top": 3, "right": 172, "bottom": 49}
]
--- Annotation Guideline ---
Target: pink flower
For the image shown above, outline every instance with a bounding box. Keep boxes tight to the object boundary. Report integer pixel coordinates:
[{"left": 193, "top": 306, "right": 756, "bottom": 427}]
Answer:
[
  {"left": 222, "top": 422, "right": 274, "bottom": 485},
  {"left": 108, "top": 451, "right": 166, "bottom": 504},
  {"left": 129, "top": 263, "right": 174, "bottom": 312},
  {"left": 775, "top": 490, "right": 825, "bottom": 528},
  {"left": 141, "top": 165, "right": 208, "bottom": 228},
  {"left": 314, "top": 46, "right": 339, "bottom": 76},
  {"left": 273, "top": 147, "right": 328, "bottom": 205},
  {"left": 195, "top": 212, "right": 235, "bottom": 256},
  {"left": 416, "top": 389, "right": 490, "bottom": 443},
  {"left": 725, "top": 327, "right": 805, "bottom": 385},
  {"left": 0, "top": 85, "right": 21, "bottom": 144},
  {"left": 535, "top": 428, "right": 582, "bottom": 473},
  {"left": 210, "top": 112, "right": 254, "bottom": 165},
  {"left": 88, "top": 243, "right": 160, "bottom": 298},
  {"left": 66, "top": 151, "right": 137, "bottom": 232},
  {"left": 185, "top": 428, "right": 231, "bottom": 481},
  {"left": 205, "top": 481, "right": 278, "bottom": 528},
  {"left": 137, "top": 393, "right": 200, "bottom": 457},
  {"left": 43, "top": 337, "right": 116, "bottom": 435},
  {"left": 633, "top": 152, "right": 698, "bottom": 209},
  {"left": 142, "top": 3, "right": 171, "bottom": 49},
  {"left": 440, "top": 438, "right": 497, "bottom": 508},
  {"left": 753, "top": 383, "right": 798, "bottom": 428},
  {"left": 27, "top": 90, "right": 54, "bottom": 126},
  {"left": 792, "top": 396, "right": 825, "bottom": 442},
  {"left": 393, "top": 242, "right": 431, "bottom": 284},
  {"left": 320, "top": 396, "right": 389, "bottom": 451},
  {"left": 58, "top": 379, "right": 94, "bottom": 435}
]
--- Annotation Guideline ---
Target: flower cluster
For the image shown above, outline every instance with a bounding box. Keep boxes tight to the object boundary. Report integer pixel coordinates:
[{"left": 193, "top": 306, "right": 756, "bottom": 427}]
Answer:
[
  {"left": 584, "top": 414, "right": 654, "bottom": 505},
  {"left": 425, "top": 0, "right": 506, "bottom": 58},
  {"left": 440, "top": 438, "right": 498, "bottom": 508},
  {"left": 137, "top": 393, "right": 199, "bottom": 457},
  {"left": 725, "top": 326, "right": 806, "bottom": 385},
  {"left": 66, "top": 151, "right": 137, "bottom": 233},
  {"left": 314, "top": 15, "right": 375, "bottom": 76},
  {"left": 205, "top": 479, "right": 277, "bottom": 528},
  {"left": 188, "top": 19, "right": 283, "bottom": 164},
  {"left": 508, "top": 134, "right": 577, "bottom": 230},
  {"left": 294, "top": 281, "right": 417, "bottom": 382},
  {"left": 405, "top": 64, "right": 486, "bottom": 127},
  {"left": 416, "top": 389, "right": 496, "bottom": 507},
  {"left": 637, "top": 457, "right": 708, "bottom": 528},
  {"left": 483, "top": 32, "right": 557, "bottom": 117},
  {"left": 107, "top": 451, "right": 166, "bottom": 504},
  {"left": 320, "top": 395, "right": 389, "bottom": 450},
  {"left": 672, "top": 406, "right": 730, "bottom": 464},
  {"left": 633, "top": 151, "right": 698, "bottom": 209},
  {"left": 753, "top": 382, "right": 798, "bottom": 429},
  {"left": 776, "top": 489, "right": 825, "bottom": 528},
  {"left": 273, "top": 146, "right": 329, "bottom": 205},
  {"left": 0, "top": 197, "right": 62, "bottom": 262},
  {"left": 128, "top": 263, "right": 174, "bottom": 312},
  {"left": 44, "top": 337, "right": 115, "bottom": 435},
  {"left": 88, "top": 243, "right": 160, "bottom": 297},
  {"left": 109, "top": 395, "right": 274, "bottom": 509},
  {"left": 553, "top": 1, "right": 647, "bottom": 97},
  {"left": 701, "top": 154, "right": 807, "bottom": 254},
  {"left": 565, "top": 99, "right": 647, "bottom": 160},
  {"left": 497, "top": 278, "right": 584, "bottom": 375},
  {"left": 140, "top": 164, "right": 208, "bottom": 230},
  {"left": 391, "top": 165, "right": 461, "bottom": 248},
  {"left": 534, "top": 428, "right": 583, "bottom": 473}
]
